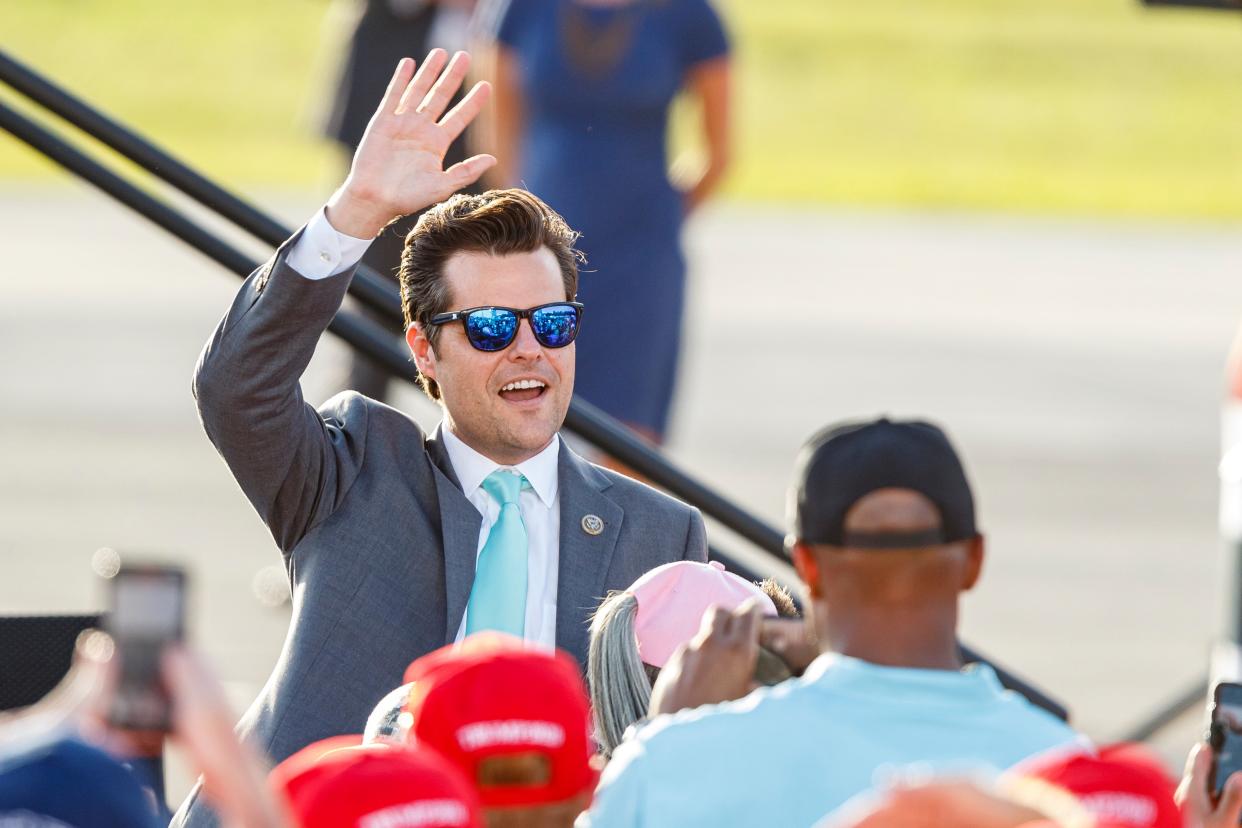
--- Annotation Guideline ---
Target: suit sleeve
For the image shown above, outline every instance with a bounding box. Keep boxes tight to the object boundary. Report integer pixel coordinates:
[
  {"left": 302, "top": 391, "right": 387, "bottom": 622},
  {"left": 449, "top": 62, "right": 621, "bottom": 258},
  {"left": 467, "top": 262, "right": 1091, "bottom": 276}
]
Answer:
[
  {"left": 192, "top": 232, "right": 369, "bottom": 553},
  {"left": 683, "top": 509, "right": 708, "bottom": 563}
]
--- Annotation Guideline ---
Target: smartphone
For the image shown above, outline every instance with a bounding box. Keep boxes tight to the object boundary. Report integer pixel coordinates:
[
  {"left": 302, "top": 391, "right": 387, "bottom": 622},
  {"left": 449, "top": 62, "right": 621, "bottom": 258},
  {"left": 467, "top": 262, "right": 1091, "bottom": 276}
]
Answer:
[
  {"left": 1209, "top": 681, "right": 1242, "bottom": 801},
  {"left": 105, "top": 564, "right": 186, "bottom": 731}
]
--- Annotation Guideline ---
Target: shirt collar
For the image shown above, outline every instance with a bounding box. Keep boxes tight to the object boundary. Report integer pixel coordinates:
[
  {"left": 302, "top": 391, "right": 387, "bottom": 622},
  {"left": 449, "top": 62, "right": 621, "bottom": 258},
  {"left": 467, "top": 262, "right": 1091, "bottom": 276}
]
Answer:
[
  {"left": 801, "top": 652, "right": 1004, "bottom": 697},
  {"left": 440, "top": 425, "right": 560, "bottom": 508}
]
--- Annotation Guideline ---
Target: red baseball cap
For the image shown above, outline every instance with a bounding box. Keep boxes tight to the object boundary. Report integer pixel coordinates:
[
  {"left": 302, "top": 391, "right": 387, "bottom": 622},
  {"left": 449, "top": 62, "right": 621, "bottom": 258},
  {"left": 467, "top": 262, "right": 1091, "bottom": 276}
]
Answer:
[
  {"left": 402, "top": 633, "right": 598, "bottom": 809},
  {"left": 1015, "top": 743, "right": 1180, "bottom": 828},
  {"left": 270, "top": 738, "right": 482, "bottom": 828}
]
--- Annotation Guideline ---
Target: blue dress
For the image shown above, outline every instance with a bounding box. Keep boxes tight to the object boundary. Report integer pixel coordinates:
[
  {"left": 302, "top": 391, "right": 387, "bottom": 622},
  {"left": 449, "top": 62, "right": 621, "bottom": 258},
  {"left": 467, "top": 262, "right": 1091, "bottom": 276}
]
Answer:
[{"left": 497, "top": 0, "right": 729, "bottom": 438}]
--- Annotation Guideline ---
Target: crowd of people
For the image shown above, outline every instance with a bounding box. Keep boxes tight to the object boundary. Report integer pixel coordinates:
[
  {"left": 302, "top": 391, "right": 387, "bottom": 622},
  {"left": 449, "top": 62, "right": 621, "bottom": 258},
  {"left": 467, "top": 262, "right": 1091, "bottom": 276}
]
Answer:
[
  {"left": 2, "top": 423, "right": 1242, "bottom": 826},
  {"left": 0, "top": 18, "right": 1237, "bottom": 828}
]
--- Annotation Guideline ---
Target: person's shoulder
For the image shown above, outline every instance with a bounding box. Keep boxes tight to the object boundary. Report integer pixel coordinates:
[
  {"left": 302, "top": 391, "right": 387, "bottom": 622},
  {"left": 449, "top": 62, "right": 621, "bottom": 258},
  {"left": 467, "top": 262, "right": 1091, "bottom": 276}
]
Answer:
[
  {"left": 663, "top": 0, "right": 726, "bottom": 25},
  {"left": 979, "top": 671, "right": 1083, "bottom": 753},
  {"left": 1001, "top": 695, "right": 1081, "bottom": 739},
  {"left": 660, "top": 0, "right": 730, "bottom": 61},
  {"left": 666, "top": 0, "right": 723, "bottom": 12},
  {"left": 593, "top": 681, "right": 824, "bottom": 824},
  {"left": 629, "top": 678, "right": 812, "bottom": 758},
  {"left": 0, "top": 738, "right": 159, "bottom": 827},
  {"left": 494, "top": 0, "right": 550, "bottom": 43},
  {"left": 590, "top": 461, "right": 698, "bottom": 518},
  {"left": 317, "top": 391, "right": 429, "bottom": 442}
]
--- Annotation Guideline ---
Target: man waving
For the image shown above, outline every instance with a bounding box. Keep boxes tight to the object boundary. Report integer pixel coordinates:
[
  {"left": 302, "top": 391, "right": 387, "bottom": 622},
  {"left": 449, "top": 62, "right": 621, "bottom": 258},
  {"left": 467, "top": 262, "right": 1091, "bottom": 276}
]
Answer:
[{"left": 174, "top": 50, "right": 706, "bottom": 827}]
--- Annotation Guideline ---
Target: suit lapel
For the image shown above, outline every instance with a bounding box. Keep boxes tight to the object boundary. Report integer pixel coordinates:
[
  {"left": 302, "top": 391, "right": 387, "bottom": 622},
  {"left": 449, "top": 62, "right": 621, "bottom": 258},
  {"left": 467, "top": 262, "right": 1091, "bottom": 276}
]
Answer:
[
  {"left": 556, "top": 443, "right": 623, "bottom": 665},
  {"left": 425, "top": 426, "right": 482, "bottom": 644}
]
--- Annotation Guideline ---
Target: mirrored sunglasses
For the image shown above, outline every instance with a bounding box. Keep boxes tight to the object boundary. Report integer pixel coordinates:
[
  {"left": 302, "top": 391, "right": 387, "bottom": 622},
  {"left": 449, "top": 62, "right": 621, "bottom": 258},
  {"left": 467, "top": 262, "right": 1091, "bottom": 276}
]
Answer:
[{"left": 428, "top": 302, "right": 585, "bottom": 352}]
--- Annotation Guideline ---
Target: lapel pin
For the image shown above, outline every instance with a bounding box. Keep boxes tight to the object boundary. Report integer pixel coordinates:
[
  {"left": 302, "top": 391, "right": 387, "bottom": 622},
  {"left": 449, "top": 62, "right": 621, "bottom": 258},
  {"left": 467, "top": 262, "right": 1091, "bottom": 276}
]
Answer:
[{"left": 581, "top": 514, "right": 604, "bottom": 536}]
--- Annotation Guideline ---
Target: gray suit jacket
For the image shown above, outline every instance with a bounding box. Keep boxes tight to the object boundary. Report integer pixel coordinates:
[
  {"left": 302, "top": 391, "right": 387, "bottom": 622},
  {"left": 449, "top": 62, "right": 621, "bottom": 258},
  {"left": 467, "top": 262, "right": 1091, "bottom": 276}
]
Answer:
[{"left": 172, "top": 234, "right": 707, "bottom": 827}]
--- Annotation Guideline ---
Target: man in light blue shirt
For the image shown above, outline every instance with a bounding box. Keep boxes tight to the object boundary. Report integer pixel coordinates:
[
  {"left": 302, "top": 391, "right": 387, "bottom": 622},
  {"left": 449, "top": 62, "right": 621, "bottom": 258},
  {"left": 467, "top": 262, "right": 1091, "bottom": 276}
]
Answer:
[{"left": 585, "top": 418, "right": 1082, "bottom": 828}]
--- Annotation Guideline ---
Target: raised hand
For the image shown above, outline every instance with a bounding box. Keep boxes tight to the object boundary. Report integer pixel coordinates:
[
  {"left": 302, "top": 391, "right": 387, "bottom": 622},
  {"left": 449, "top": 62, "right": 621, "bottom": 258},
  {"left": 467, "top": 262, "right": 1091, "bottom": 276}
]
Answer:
[
  {"left": 326, "top": 50, "right": 496, "bottom": 239},
  {"left": 648, "top": 600, "right": 765, "bottom": 717},
  {"left": 1178, "top": 742, "right": 1242, "bottom": 828}
]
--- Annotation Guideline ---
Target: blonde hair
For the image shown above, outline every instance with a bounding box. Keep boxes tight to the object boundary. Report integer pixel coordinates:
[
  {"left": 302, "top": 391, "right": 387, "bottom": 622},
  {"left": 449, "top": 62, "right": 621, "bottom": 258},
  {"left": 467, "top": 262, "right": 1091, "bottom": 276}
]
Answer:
[{"left": 586, "top": 591, "right": 652, "bottom": 760}]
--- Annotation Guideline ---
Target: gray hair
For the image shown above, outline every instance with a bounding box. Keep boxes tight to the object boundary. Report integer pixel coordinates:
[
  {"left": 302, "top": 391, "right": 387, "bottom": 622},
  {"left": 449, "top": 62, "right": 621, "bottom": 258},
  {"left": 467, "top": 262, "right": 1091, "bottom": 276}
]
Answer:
[
  {"left": 363, "top": 682, "right": 414, "bottom": 745},
  {"left": 587, "top": 591, "right": 652, "bottom": 760}
]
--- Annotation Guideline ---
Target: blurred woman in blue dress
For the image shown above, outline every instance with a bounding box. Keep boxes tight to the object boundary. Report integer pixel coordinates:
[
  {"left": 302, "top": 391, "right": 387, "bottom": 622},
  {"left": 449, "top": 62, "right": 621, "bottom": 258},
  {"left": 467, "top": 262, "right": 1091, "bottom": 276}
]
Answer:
[{"left": 487, "top": 0, "right": 732, "bottom": 447}]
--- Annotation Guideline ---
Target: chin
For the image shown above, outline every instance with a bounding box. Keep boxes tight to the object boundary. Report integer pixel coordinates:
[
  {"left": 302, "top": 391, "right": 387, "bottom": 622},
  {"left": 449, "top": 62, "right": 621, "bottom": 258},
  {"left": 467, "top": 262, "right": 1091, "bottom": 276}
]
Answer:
[
  {"left": 513, "top": 422, "right": 559, "bottom": 453},
  {"left": 483, "top": 398, "right": 568, "bottom": 460}
]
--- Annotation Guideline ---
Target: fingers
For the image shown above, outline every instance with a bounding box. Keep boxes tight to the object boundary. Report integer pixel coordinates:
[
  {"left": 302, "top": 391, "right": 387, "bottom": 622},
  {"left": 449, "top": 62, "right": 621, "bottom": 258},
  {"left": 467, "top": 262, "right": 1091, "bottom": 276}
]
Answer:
[
  {"left": 397, "top": 49, "right": 451, "bottom": 114},
  {"left": 438, "top": 80, "right": 492, "bottom": 146},
  {"left": 1179, "top": 740, "right": 1205, "bottom": 791},
  {"left": 647, "top": 655, "right": 680, "bottom": 717},
  {"left": 1180, "top": 741, "right": 1212, "bottom": 813},
  {"left": 445, "top": 154, "right": 498, "bottom": 190},
  {"left": 1220, "top": 772, "right": 1242, "bottom": 826},
  {"left": 418, "top": 50, "right": 472, "bottom": 121},
  {"left": 734, "top": 599, "right": 764, "bottom": 646},
  {"left": 706, "top": 604, "right": 731, "bottom": 637},
  {"left": 71, "top": 630, "right": 118, "bottom": 729},
  {"left": 161, "top": 644, "right": 198, "bottom": 704},
  {"left": 162, "top": 645, "right": 236, "bottom": 735},
  {"left": 377, "top": 58, "right": 417, "bottom": 118},
  {"left": 694, "top": 603, "right": 762, "bottom": 649}
]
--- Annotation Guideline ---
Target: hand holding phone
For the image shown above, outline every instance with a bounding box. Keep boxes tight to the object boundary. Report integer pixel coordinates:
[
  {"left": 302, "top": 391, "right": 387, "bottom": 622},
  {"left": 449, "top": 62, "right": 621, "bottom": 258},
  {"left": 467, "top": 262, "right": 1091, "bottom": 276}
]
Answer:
[
  {"left": 1178, "top": 741, "right": 1242, "bottom": 828},
  {"left": 105, "top": 565, "right": 186, "bottom": 732}
]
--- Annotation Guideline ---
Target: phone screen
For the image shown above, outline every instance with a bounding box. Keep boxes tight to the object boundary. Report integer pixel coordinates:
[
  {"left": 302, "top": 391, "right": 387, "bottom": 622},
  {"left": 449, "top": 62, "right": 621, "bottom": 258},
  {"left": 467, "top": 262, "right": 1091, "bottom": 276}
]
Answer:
[
  {"left": 107, "top": 566, "right": 185, "bottom": 731},
  {"left": 112, "top": 571, "right": 184, "bottom": 640},
  {"left": 1211, "top": 682, "right": 1242, "bottom": 799}
]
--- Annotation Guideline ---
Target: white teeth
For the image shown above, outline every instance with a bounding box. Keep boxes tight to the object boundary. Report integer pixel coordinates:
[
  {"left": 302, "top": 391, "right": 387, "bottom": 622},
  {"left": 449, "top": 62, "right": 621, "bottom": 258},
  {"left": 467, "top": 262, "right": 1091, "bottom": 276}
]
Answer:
[{"left": 501, "top": 379, "right": 547, "bottom": 392}]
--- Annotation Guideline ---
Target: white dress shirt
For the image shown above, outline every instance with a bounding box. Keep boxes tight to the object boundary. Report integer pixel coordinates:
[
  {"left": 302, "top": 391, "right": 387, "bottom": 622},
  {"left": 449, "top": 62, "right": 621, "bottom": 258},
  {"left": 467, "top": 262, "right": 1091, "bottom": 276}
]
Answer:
[
  {"left": 286, "top": 207, "right": 373, "bottom": 280},
  {"left": 441, "top": 428, "right": 561, "bottom": 649},
  {"left": 286, "top": 208, "right": 563, "bottom": 648}
]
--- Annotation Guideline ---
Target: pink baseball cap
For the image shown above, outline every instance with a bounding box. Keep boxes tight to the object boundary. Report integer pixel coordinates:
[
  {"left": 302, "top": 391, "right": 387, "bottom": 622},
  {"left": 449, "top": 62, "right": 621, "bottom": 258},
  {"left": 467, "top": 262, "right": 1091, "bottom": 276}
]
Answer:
[{"left": 629, "top": 560, "right": 777, "bottom": 668}]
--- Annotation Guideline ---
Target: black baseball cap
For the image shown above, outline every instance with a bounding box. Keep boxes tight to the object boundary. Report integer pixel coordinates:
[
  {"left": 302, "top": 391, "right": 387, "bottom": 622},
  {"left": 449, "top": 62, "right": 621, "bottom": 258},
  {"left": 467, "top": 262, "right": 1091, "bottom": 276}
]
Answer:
[{"left": 787, "top": 417, "right": 978, "bottom": 550}]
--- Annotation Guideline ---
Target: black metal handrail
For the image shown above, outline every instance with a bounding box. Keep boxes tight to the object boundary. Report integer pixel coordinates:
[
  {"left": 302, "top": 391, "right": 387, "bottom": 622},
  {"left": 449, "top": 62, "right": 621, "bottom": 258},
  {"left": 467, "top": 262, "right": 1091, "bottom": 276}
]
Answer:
[
  {"left": 0, "top": 101, "right": 409, "bottom": 374},
  {"left": 0, "top": 50, "right": 401, "bottom": 323},
  {"left": 0, "top": 47, "right": 788, "bottom": 560},
  {"left": 1, "top": 60, "right": 1068, "bottom": 720}
]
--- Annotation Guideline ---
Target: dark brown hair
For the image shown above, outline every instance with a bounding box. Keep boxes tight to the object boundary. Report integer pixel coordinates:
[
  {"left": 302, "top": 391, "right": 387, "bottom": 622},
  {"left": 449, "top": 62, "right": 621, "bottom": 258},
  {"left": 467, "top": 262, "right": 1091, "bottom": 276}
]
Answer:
[
  {"left": 758, "top": 578, "right": 801, "bottom": 618},
  {"left": 399, "top": 189, "right": 583, "bottom": 400}
]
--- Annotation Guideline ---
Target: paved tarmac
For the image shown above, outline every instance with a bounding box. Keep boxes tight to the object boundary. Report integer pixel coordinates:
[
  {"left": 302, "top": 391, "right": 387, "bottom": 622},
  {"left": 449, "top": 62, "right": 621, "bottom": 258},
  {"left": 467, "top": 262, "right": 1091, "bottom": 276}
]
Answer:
[{"left": 4, "top": 185, "right": 1242, "bottom": 798}]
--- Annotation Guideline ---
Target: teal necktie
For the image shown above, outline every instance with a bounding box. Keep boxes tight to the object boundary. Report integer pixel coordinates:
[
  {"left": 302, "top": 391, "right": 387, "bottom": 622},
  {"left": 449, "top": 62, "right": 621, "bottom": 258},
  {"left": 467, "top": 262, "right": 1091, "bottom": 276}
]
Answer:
[{"left": 465, "top": 470, "right": 530, "bottom": 637}]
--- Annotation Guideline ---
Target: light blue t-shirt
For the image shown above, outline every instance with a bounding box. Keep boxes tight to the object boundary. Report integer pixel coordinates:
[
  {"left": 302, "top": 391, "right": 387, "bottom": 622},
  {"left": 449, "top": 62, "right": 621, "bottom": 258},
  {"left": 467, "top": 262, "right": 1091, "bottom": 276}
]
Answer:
[{"left": 585, "top": 653, "right": 1082, "bottom": 828}]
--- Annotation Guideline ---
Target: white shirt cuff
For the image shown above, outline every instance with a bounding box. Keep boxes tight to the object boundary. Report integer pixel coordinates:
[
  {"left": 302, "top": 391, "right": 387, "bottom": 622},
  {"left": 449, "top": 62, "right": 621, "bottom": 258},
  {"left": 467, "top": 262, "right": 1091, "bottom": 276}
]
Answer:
[{"left": 285, "top": 206, "right": 374, "bottom": 280}]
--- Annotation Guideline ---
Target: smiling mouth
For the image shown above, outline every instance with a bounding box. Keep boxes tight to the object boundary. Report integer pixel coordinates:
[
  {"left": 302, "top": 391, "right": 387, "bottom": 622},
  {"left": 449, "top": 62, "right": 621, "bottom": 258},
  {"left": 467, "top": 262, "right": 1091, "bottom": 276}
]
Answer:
[{"left": 499, "top": 378, "right": 548, "bottom": 403}]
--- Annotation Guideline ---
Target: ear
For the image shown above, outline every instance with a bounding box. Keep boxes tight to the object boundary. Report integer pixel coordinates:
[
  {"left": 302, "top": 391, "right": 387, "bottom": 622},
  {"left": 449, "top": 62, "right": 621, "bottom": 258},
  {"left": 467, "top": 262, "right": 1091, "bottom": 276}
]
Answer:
[
  {"left": 961, "top": 534, "right": 985, "bottom": 591},
  {"left": 406, "top": 324, "right": 437, "bottom": 383},
  {"left": 791, "top": 543, "right": 823, "bottom": 600}
]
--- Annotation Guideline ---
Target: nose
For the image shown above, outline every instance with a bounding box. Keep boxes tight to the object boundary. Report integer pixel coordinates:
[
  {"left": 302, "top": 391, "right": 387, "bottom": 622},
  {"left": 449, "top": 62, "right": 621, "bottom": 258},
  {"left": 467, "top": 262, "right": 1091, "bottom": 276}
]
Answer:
[{"left": 508, "top": 318, "right": 543, "bottom": 359}]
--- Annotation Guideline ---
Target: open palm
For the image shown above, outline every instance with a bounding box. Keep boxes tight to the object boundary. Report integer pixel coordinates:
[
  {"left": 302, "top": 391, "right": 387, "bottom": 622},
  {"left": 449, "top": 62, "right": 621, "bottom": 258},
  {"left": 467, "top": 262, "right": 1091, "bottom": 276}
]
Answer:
[{"left": 332, "top": 50, "right": 496, "bottom": 237}]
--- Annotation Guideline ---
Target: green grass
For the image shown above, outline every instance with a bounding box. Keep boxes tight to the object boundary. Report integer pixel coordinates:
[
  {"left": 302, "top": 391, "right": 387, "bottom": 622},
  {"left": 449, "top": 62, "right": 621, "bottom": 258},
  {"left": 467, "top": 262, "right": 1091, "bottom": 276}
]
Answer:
[
  {"left": 722, "top": 0, "right": 1242, "bottom": 218},
  {"left": 5, "top": 0, "right": 1242, "bottom": 218},
  {"left": 2, "top": 0, "right": 339, "bottom": 194}
]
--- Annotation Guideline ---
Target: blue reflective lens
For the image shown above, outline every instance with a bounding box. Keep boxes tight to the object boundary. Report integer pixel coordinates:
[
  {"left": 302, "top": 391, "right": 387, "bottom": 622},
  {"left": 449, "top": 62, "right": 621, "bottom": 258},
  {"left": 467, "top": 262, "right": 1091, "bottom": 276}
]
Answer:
[
  {"left": 530, "top": 304, "right": 580, "bottom": 348},
  {"left": 464, "top": 308, "right": 519, "bottom": 351}
]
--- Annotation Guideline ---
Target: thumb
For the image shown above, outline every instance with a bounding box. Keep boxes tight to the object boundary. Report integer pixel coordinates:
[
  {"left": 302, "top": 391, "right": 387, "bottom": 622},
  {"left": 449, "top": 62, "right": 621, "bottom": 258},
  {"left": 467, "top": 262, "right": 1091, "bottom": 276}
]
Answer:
[
  {"left": 446, "top": 154, "right": 497, "bottom": 191},
  {"left": 1177, "top": 743, "right": 1212, "bottom": 816}
]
